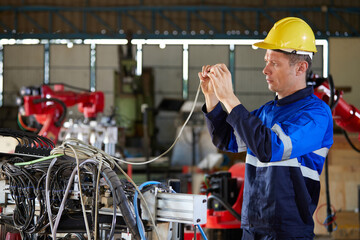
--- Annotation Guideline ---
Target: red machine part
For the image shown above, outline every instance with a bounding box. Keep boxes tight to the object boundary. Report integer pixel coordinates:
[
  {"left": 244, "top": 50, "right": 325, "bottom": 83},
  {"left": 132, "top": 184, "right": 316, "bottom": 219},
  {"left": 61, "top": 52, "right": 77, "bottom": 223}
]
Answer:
[
  {"left": 5, "top": 232, "right": 21, "bottom": 240},
  {"left": 21, "top": 84, "right": 104, "bottom": 143},
  {"left": 314, "top": 80, "right": 360, "bottom": 136},
  {"left": 206, "top": 162, "right": 245, "bottom": 229}
]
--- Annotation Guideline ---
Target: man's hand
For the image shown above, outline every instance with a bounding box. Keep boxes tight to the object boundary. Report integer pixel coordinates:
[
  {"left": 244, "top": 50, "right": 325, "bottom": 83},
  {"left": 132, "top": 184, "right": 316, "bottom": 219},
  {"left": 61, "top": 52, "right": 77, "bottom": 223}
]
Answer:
[
  {"left": 208, "top": 64, "right": 241, "bottom": 113},
  {"left": 198, "top": 65, "right": 214, "bottom": 95},
  {"left": 198, "top": 65, "right": 219, "bottom": 112}
]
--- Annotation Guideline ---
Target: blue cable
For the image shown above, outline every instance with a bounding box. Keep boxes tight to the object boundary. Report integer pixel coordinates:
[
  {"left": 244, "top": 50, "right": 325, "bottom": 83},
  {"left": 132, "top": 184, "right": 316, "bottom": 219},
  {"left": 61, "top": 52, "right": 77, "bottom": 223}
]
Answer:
[
  {"left": 133, "top": 181, "right": 161, "bottom": 240},
  {"left": 196, "top": 224, "right": 208, "bottom": 240}
]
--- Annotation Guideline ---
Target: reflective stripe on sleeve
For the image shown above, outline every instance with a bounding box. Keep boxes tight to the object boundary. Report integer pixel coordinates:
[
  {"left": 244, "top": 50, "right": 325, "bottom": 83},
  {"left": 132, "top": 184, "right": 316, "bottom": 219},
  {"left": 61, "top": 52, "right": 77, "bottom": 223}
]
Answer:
[
  {"left": 300, "top": 165, "right": 320, "bottom": 181},
  {"left": 271, "top": 123, "right": 293, "bottom": 160},
  {"left": 313, "top": 147, "right": 329, "bottom": 158},
  {"left": 234, "top": 130, "right": 247, "bottom": 152},
  {"left": 246, "top": 154, "right": 299, "bottom": 167}
]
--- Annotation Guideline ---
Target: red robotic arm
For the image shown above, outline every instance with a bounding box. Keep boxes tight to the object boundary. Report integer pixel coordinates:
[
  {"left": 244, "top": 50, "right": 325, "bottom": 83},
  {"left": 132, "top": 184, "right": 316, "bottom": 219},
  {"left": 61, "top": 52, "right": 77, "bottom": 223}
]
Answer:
[
  {"left": 18, "top": 84, "right": 104, "bottom": 143},
  {"left": 311, "top": 74, "right": 360, "bottom": 137}
]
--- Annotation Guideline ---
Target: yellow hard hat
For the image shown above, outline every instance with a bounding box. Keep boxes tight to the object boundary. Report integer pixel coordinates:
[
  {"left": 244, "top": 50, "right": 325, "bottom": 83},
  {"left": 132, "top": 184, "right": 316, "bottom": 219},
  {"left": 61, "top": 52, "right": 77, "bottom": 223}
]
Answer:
[{"left": 253, "top": 17, "right": 317, "bottom": 53}]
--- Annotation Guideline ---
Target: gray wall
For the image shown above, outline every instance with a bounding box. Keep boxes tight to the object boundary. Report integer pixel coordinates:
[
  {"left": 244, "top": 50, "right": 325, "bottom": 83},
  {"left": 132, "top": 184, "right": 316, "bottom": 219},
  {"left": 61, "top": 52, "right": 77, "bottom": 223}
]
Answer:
[
  {"left": 329, "top": 38, "right": 360, "bottom": 109},
  {"left": 143, "top": 45, "right": 183, "bottom": 107},
  {"left": 142, "top": 45, "right": 183, "bottom": 147},
  {"left": 96, "top": 45, "right": 118, "bottom": 115},
  {"left": 3, "top": 45, "right": 44, "bottom": 105}
]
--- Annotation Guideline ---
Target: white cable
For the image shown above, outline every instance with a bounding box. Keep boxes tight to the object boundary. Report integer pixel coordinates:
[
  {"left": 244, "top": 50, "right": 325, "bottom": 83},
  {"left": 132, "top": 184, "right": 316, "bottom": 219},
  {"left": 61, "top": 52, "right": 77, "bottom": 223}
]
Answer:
[
  {"left": 113, "top": 82, "right": 202, "bottom": 166},
  {"left": 52, "top": 159, "right": 97, "bottom": 238},
  {"left": 51, "top": 139, "right": 114, "bottom": 169},
  {"left": 68, "top": 144, "right": 92, "bottom": 239},
  {"left": 45, "top": 157, "right": 58, "bottom": 235},
  {"left": 94, "top": 154, "right": 103, "bottom": 240}
]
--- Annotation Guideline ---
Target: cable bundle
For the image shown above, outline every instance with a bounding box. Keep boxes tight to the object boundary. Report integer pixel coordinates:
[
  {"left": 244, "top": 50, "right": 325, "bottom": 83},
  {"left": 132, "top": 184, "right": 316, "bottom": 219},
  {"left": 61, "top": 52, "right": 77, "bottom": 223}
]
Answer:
[
  {"left": 1, "top": 154, "right": 142, "bottom": 239},
  {"left": 1, "top": 156, "right": 55, "bottom": 240},
  {"left": 1, "top": 137, "right": 159, "bottom": 240},
  {"left": 0, "top": 128, "right": 54, "bottom": 156}
]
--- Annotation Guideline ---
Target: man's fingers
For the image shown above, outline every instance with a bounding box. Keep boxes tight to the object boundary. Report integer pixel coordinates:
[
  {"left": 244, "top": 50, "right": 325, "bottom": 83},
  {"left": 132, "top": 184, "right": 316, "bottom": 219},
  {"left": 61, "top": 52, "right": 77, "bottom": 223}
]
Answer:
[
  {"left": 202, "top": 65, "right": 211, "bottom": 77},
  {"left": 213, "top": 64, "right": 229, "bottom": 75},
  {"left": 210, "top": 65, "right": 222, "bottom": 77},
  {"left": 198, "top": 72, "right": 205, "bottom": 81},
  {"left": 201, "top": 66, "right": 206, "bottom": 77}
]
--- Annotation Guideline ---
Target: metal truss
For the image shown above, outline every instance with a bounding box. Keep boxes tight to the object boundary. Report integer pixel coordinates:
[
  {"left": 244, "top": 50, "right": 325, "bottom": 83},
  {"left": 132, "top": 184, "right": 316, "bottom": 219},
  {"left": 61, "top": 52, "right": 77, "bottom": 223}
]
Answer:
[{"left": 0, "top": 5, "right": 359, "bottom": 39}]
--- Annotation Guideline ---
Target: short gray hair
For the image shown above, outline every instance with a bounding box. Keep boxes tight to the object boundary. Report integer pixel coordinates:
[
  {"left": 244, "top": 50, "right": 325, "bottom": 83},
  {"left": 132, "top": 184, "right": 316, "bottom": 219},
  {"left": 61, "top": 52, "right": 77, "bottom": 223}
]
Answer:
[{"left": 274, "top": 50, "right": 312, "bottom": 76}]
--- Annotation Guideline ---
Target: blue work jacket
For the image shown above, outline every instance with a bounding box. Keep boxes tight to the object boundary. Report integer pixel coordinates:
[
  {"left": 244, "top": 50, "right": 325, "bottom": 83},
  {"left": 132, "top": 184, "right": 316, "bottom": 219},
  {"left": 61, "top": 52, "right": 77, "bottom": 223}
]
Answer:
[{"left": 203, "top": 87, "right": 333, "bottom": 239}]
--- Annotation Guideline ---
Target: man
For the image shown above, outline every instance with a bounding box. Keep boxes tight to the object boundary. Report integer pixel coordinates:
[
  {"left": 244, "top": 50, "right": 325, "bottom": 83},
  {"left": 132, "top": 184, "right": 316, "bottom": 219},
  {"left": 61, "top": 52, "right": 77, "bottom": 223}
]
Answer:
[{"left": 199, "top": 17, "right": 333, "bottom": 239}]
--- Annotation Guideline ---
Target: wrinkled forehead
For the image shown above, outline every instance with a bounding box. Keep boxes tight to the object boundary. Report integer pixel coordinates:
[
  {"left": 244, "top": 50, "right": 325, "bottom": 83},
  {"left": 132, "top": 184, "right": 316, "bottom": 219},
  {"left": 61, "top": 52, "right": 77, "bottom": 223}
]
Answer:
[{"left": 264, "top": 49, "right": 289, "bottom": 62}]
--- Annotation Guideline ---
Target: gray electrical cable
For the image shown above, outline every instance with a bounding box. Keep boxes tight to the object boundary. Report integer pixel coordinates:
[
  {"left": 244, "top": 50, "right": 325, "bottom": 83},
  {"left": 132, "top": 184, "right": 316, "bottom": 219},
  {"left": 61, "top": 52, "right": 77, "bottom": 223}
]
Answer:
[
  {"left": 68, "top": 144, "right": 92, "bottom": 239},
  {"left": 45, "top": 157, "right": 58, "bottom": 235},
  {"left": 94, "top": 156, "right": 103, "bottom": 240},
  {"left": 52, "top": 159, "right": 97, "bottom": 239}
]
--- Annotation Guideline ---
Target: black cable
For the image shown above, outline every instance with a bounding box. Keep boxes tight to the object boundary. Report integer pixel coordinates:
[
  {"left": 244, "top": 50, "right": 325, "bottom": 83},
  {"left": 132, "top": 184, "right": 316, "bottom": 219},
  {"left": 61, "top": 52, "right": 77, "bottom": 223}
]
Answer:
[
  {"left": 33, "top": 98, "right": 67, "bottom": 127},
  {"left": 108, "top": 196, "right": 117, "bottom": 240},
  {"left": 342, "top": 129, "right": 360, "bottom": 153},
  {"left": 0, "top": 126, "right": 55, "bottom": 155},
  {"left": 1, "top": 157, "right": 86, "bottom": 237},
  {"left": 327, "top": 75, "right": 335, "bottom": 109},
  {"left": 45, "top": 83, "right": 91, "bottom": 92},
  {"left": 324, "top": 74, "right": 337, "bottom": 233},
  {"left": 324, "top": 156, "right": 334, "bottom": 232},
  {"left": 207, "top": 195, "right": 242, "bottom": 221},
  {"left": 101, "top": 166, "right": 141, "bottom": 240}
]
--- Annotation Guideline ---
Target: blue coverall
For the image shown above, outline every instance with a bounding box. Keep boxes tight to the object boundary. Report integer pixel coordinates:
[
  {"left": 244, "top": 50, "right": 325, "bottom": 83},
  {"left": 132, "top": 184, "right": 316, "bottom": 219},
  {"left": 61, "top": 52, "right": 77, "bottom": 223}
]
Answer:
[{"left": 203, "top": 86, "right": 333, "bottom": 239}]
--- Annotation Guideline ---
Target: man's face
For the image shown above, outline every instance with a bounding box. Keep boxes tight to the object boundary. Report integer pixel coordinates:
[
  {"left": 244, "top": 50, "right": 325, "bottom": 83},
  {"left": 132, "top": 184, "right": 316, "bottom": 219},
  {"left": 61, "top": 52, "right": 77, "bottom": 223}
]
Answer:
[{"left": 263, "top": 50, "right": 298, "bottom": 99}]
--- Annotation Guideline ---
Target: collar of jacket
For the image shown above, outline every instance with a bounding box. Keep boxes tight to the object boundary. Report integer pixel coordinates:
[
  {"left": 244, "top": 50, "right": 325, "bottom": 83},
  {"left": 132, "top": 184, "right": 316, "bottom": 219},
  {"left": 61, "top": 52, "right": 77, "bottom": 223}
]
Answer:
[{"left": 274, "top": 86, "right": 314, "bottom": 106}]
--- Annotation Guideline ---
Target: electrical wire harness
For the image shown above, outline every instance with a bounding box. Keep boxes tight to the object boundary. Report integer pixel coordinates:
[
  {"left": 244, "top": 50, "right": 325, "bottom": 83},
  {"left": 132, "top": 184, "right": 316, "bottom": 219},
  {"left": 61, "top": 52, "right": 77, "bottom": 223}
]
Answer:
[{"left": 0, "top": 137, "right": 208, "bottom": 240}]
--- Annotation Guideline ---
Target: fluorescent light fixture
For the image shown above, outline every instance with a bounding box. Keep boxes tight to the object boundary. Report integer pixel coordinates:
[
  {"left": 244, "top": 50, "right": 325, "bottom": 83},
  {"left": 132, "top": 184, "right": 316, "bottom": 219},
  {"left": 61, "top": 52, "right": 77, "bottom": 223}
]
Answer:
[
  {"left": 83, "top": 39, "right": 128, "bottom": 45},
  {"left": 50, "top": 39, "right": 69, "bottom": 44},
  {"left": 8, "top": 39, "right": 16, "bottom": 45},
  {"left": 132, "top": 39, "right": 262, "bottom": 46},
  {"left": 20, "top": 39, "right": 40, "bottom": 45}
]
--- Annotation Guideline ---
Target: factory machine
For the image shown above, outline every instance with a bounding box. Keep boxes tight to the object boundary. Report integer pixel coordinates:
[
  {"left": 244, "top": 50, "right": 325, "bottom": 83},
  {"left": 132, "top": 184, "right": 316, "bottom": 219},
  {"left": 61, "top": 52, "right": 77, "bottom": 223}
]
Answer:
[{"left": 0, "top": 130, "right": 207, "bottom": 240}]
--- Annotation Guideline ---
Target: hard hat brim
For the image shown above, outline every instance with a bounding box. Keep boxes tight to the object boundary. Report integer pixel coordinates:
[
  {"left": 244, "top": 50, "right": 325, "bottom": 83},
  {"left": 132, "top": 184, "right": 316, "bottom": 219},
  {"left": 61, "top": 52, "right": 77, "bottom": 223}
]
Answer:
[
  {"left": 253, "top": 41, "right": 317, "bottom": 53},
  {"left": 253, "top": 41, "right": 279, "bottom": 50}
]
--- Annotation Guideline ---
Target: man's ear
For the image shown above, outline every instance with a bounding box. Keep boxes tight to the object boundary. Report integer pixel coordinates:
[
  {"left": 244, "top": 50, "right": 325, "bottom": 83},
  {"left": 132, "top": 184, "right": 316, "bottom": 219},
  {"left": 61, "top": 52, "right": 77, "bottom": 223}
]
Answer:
[{"left": 296, "top": 61, "right": 309, "bottom": 76}]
